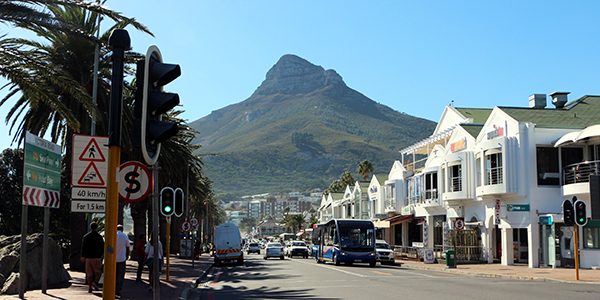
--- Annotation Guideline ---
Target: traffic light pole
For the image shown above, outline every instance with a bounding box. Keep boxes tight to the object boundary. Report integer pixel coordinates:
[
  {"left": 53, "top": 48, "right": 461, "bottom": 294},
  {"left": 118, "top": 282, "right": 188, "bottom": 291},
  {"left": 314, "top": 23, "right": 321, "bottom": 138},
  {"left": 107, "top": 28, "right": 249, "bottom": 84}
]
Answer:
[
  {"left": 574, "top": 224, "right": 580, "bottom": 281},
  {"left": 166, "top": 216, "right": 171, "bottom": 282},
  {"left": 104, "top": 29, "right": 130, "bottom": 300},
  {"left": 151, "top": 163, "right": 160, "bottom": 300}
]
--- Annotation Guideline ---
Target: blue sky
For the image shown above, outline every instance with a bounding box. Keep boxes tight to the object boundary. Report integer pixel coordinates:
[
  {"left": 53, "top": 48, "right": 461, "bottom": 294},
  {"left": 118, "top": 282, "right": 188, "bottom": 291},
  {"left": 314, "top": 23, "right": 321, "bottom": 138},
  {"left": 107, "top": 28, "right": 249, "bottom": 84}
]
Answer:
[{"left": 2, "top": 1, "right": 600, "bottom": 151}]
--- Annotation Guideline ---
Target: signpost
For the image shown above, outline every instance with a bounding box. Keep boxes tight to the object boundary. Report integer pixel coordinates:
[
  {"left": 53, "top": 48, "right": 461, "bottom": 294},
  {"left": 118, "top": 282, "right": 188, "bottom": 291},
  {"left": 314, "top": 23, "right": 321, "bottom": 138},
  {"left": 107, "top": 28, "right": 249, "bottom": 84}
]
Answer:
[
  {"left": 118, "top": 161, "right": 151, "bottom": 203},
  {"left": 71, "top": 135, "right": 108, "bottom": 212},
  {"left": 21, "top": 132, "right": 62, "bottom": 297}
]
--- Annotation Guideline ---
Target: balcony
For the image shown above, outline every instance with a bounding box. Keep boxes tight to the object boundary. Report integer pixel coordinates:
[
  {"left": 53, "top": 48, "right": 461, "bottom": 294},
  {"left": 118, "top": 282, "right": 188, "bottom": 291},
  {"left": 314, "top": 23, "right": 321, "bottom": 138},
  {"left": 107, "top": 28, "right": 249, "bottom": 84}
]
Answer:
[
  {"left": 562, "top": 160, "right": 600, "bottom": 197},
  {"left": 487, "top": 167, "right": 503, "bottom": 185}
]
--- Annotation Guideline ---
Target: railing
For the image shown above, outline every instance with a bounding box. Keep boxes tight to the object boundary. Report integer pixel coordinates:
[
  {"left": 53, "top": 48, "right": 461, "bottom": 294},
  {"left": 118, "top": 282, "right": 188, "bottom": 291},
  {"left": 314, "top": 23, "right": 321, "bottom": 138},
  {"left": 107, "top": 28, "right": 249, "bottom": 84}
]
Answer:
[
  {"left": 486, "top": 167, "right": 503, "bottom": 185},
  {"left": 450, "top": 177, "right": 462, "bottom": 192},
  {"left": 405, "top": 191, "right": 440, "bottom": 206},
  {"left": 385, "top": 197, "right": 396, "bottom": 211},
  {"left": 394, "top": 245, "right": 484, "bottom": 263},
  {"left": 563, "top": 160, "right": 600, "bottom": 184}
]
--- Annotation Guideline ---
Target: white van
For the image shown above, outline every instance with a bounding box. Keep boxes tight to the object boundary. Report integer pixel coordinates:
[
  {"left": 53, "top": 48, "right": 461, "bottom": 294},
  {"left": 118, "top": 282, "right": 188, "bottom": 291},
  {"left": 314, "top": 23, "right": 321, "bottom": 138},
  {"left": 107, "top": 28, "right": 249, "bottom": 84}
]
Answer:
[{"left": 214, "top": 222, "right": 243, "bottom": 265}]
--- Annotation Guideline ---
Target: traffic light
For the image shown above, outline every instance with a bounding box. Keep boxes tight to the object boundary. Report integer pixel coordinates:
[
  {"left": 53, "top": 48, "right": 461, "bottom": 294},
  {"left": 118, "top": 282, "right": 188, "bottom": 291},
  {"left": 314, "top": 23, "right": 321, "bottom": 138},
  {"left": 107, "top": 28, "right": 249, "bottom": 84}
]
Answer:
[
  {"left": 563, "top": 199, "right": 574, "bottom": 226},
  {"left": 574, "top": 199, "right": 588, "bottom": 226},
  {"left": 135, "top": 45, "right": 181, "bottom": 165},
  {"left": 174, "top": 188, "right": 184, "bottom": 217},
  {"left": 160, "top": 187, "right": 175, "bottom": 217}
]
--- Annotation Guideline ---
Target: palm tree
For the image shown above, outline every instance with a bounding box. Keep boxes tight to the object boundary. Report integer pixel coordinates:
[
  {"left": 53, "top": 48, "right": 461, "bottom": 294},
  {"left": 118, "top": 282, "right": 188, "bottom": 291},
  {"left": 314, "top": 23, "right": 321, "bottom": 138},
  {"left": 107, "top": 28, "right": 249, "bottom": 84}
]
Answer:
[
  {"left": 0, "top": 0, "right": 152, "bottom": 140},
  {"left": 282, "top": 213, "right": 306, "bottom": 234},
  {"left": 357, "top": 160, "right": 374, "bottom": 181},
  {"left": 341, "top": 171, "right": 355, "bottom": 186}
]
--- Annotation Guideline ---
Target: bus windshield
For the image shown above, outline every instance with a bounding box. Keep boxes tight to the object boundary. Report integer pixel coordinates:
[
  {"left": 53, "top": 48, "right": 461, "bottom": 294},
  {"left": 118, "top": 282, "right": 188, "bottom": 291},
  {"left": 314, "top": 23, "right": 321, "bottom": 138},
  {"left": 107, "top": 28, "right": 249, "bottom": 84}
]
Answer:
[{"left": 338, "top": 223, "right": 374, "bottom": 251}]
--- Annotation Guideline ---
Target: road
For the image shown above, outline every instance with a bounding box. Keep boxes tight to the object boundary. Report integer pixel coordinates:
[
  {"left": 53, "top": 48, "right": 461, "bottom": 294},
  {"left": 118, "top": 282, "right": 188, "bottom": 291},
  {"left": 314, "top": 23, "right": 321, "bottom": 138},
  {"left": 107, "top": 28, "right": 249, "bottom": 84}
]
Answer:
[{"left": 193, "top": 253, "right": 600, "bottom": 300}]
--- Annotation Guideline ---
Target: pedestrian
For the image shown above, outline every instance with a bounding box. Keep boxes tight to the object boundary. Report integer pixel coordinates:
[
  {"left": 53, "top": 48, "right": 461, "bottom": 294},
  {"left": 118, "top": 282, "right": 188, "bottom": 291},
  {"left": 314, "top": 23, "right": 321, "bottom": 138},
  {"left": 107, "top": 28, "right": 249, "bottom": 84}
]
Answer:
[
  {"left": 115, "top": 224, "right": 130, "bottom": 297},
  {"left": 145, "top": 234, "right": 163, "bottom": 292},
  {"left": 135, "top": 234, "right": 146, "bottom": 283},
  {"left": 81, "top": 221, "right": 104, "bottom": 293}
]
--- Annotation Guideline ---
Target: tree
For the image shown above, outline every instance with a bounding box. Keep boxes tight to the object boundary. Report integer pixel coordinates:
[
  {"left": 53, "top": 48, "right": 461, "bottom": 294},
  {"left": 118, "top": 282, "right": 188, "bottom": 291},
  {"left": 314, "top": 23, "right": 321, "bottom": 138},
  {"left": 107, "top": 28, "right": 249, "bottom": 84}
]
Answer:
[
  {"left": 357, "top": 160, "right": 374, "bottom": 181},
  {"left": 341, "top": 171, "right": 355, "bottom": 187},
  {"left": 281, "top": 213, "right": 306, "bottom": 234}
]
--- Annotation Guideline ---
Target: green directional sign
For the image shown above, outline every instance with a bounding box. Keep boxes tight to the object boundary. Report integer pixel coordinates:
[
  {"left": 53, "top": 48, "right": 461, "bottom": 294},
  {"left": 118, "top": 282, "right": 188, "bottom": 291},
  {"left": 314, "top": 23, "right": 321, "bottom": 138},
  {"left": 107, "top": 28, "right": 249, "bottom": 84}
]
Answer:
[{"left": 23, "top": 132, "right": 62, "bottom": 207}]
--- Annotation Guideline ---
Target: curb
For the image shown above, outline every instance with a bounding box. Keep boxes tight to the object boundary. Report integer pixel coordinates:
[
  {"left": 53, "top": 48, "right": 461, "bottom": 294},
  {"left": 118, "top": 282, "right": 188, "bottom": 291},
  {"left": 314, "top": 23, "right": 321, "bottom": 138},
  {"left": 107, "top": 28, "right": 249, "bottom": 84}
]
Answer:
[
  {"left": 399, "top": 263, "right": 600, "bottom": 285},
  {"left": 181, "top": 262, "right": 215, "bottom": 300}
]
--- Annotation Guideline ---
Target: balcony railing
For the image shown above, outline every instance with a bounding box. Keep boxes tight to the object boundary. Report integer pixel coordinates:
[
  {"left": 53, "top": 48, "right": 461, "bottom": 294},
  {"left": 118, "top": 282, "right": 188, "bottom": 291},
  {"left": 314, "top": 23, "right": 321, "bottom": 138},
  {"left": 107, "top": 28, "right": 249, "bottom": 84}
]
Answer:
[
  {"left": 563, "top": 160, "right": 600, "bottom": 184},
  {"left": 449, "top": 177, "right": 462, "bottom": 192},
  {"left": 405, "top": 189, "right": 440, "bottom": 206},
  {"left": 486, "top": 167, "right": 503, "bottom": 185}
]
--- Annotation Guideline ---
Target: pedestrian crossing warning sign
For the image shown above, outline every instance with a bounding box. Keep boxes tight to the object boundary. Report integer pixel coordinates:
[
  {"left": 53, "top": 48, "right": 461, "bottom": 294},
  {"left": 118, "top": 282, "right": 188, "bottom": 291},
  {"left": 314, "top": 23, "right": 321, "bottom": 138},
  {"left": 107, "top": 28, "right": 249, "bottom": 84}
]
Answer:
[
  {"left": 72, "top": 135, "right": 108, "bottom": 187},
  {"left": 78, "top": 138, "right": 106, "bottom": 162},
  {"left": 77, "top": 162, "right": 105, "bottom": 186}
]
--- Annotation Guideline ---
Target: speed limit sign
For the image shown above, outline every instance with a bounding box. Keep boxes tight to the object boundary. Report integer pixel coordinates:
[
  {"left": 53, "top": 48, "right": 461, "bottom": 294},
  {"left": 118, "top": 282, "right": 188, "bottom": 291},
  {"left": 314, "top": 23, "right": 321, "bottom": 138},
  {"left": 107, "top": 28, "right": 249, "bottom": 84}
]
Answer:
[{"left": 181, "top": 221, "right": 191, "bottom": 233}]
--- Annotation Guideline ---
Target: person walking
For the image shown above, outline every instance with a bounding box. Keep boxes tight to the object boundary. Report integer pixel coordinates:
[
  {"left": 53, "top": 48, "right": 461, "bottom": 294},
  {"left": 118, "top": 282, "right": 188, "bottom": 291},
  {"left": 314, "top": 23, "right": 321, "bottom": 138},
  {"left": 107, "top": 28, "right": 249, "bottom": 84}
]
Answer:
[
  {"left": 115, "top": 224, "right": 130, "bottom": 297},
  {"left": 135, "top": 234, "right": 146, "bottom": 283},
  {"left": 81, "top": 222, "right": 104, "bottom": 293},
  {"left": 145, "top": 234, "right": 163, "bottom": 292}
]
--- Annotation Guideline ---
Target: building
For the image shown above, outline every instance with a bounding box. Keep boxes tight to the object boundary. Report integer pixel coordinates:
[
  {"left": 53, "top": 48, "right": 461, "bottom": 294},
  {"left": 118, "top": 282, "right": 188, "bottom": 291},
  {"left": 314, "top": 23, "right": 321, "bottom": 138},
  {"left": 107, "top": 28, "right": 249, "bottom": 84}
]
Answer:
[{"left": 320, "top": 92, "right": 600, "bottom": 269}]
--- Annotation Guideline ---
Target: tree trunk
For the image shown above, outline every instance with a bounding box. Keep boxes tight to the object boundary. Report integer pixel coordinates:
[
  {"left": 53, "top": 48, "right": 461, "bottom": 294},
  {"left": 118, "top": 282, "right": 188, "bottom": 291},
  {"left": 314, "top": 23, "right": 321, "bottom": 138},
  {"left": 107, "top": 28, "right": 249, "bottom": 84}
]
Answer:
[
  {"left": 130, "top": 200, "right": 148, "bottom": 260},
  {"left": 69, "top": 212, "right": 87, "bottom": 272}
]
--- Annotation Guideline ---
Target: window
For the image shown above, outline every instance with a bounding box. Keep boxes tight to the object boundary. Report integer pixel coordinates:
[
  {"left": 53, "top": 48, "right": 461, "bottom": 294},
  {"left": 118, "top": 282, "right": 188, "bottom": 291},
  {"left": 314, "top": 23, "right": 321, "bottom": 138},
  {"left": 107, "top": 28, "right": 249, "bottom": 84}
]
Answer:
[
  {"left": 486, "top": 152, "right": 503, "bottom": 185},
  {"left": 450, "top": 164, "right": 462, "bottom": 192},
  {"left": 536, "top": 147, "right": 559, "bottom": 186},
  {"left": 583, "top": 221, "right": 600, "bottom": 249},
  {"left": 425, "top": 172, "right": 438, "bottom": 200}
]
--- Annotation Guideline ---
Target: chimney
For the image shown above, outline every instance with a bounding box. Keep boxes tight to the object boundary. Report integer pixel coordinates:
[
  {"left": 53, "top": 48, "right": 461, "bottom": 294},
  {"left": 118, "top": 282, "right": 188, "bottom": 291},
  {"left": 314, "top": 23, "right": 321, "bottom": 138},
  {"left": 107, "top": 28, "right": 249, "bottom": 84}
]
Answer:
[
  {"left": 549, "top": 91, "right": 570, "bottom": 109},
  {"left": 529, "top": 94, "right": 546, "bottom": 108}
]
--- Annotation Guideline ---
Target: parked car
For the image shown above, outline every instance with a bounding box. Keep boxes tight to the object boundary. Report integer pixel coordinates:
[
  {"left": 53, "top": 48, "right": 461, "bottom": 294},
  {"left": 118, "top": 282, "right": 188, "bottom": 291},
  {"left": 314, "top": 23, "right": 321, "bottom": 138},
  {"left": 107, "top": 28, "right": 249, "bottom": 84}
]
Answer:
[
  {"left": 247, "top": 242, "right": 261, "bottom": 254},
  {"left": 286, "top": 240, "right": 309, "bottom": 258},
  {"left": 264, "top": 242, "right": 285, "bottom": 260},
  {"left": 375, "top": 240, "right": 395, "bottom": 265}
]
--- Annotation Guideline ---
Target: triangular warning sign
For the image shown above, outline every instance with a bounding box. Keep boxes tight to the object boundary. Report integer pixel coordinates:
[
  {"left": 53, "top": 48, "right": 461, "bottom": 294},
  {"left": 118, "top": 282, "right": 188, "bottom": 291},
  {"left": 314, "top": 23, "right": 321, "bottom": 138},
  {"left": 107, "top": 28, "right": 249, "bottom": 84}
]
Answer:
[
  {"left": 77, "top": 162, "right": 106, "bottom": 186},
  {"left": 79, "top": 138, "right": 106, "bottom": 162}
]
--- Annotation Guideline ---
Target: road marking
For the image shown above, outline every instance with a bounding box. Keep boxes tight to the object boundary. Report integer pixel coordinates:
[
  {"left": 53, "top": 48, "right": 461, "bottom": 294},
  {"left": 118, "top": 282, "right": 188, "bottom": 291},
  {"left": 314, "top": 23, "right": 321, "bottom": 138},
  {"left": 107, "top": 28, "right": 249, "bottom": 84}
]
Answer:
[{"left": 371, "top": 270, "right": 393, "bottom": 276}]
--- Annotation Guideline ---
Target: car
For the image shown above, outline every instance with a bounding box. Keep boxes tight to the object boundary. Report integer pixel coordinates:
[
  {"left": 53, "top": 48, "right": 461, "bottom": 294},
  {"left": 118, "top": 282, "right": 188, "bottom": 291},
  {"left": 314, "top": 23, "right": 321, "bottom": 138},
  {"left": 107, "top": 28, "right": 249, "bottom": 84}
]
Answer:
[
  {"left": 264, "top": 242, "right": 285, "bottom": 260},
  {"left": 247, "top": 242, "right": 261, "bottom": 254},
  {"left": 286, "top": 240, "right": 309, "bottom": 258},
  {"left": 375, "top": 240, "right": 395, "bottom": 265}
]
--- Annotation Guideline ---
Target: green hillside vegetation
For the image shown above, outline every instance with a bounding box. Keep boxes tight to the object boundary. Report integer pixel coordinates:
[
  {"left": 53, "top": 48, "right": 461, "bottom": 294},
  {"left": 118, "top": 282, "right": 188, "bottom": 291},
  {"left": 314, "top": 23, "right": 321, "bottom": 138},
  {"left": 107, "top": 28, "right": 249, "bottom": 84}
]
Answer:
[{"left": 189, "top": 55, "right": 436, "bottom": 196}]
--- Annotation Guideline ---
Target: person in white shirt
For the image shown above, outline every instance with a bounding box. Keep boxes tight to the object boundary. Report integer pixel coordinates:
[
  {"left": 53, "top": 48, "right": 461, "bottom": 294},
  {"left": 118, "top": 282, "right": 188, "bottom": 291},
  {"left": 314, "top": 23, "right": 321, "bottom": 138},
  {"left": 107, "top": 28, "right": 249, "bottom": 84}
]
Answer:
[
  {"left": 116, "top": 225, "right": 130, "bottom": 296},
  {"left": 144, "top": 234, "right": 163, "bottom": 292}
]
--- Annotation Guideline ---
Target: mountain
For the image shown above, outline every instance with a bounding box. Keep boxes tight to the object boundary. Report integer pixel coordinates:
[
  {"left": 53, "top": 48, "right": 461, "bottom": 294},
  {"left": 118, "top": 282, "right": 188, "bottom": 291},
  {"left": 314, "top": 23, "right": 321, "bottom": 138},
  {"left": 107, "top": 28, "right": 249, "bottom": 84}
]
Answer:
[{"left": 189, "top": 54, "right": 436, "bottom": 196}]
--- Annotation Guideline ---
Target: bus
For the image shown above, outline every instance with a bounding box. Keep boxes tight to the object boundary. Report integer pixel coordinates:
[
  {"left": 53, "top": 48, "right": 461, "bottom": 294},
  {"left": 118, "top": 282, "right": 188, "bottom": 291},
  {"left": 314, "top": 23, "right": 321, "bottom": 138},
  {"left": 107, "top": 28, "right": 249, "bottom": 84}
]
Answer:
[
  {"left": 315, "top": 219, "right": 377, "bottom": 267},
  {"left": 311, "top": 223, "right": 324, "bottom": 258}
]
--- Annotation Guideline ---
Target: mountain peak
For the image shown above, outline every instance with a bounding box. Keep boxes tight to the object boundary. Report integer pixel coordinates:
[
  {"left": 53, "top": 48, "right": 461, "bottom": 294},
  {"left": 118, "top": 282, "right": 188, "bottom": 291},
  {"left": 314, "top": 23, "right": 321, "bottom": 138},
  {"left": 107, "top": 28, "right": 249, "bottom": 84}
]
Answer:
[{"left": 255, "top": 54, "right": 346, "bottom": 96}]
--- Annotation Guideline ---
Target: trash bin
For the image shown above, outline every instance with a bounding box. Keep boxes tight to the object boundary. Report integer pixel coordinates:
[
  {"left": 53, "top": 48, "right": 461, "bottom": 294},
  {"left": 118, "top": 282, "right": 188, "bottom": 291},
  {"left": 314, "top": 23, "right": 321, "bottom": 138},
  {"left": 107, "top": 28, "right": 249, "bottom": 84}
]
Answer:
[{"left": 445, "top": 249, "right": 456, "bottom": 268}]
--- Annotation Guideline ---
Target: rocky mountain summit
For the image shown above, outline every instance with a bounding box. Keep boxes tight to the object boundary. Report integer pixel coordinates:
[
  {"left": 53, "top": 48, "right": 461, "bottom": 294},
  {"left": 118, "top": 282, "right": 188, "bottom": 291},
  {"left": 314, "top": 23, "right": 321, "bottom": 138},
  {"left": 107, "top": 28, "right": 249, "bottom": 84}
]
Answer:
[{"left": 255, "top": 54, "right": 346, "bottom": 96}]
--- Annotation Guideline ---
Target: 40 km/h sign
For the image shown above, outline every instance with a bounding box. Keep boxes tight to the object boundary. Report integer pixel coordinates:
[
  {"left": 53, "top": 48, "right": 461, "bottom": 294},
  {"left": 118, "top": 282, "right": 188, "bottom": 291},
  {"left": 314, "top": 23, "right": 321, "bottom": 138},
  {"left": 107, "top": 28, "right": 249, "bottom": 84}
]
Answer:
[{"left": 118, "top": 161, "right": 151, "bottom": 203}]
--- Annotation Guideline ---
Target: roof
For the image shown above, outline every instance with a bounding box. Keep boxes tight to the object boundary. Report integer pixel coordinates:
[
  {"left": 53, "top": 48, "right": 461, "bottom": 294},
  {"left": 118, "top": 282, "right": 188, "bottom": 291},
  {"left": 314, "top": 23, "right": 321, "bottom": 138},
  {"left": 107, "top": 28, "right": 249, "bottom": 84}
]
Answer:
[
  {"left": 459, "top": 124, "right": 484, "bottom": 138},
  {"left": 454, "top": 108, "right": 493, "bottom": 124},
  {"left": 373, "top": 174, "right": 388, "bottom": 184},
  {"left": 499, "top": 95, "right": 600, "bottom": 129}
]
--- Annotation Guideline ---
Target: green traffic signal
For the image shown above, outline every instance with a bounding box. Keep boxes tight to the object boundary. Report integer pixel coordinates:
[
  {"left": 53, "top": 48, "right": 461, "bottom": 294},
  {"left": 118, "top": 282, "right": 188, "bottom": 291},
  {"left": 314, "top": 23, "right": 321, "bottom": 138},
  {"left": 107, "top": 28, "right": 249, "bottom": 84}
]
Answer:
[{"left": 165, "top": 206, "right": 172, "bottom": 213}]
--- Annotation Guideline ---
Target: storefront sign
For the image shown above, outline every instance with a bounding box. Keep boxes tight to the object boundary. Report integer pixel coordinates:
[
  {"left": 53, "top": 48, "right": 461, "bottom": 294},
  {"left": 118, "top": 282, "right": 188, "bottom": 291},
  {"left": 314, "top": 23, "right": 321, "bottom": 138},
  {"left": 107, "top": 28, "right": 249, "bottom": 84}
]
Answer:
[
  {"left": 487, "top": 125, "right": 504, "bottom": 140},
  {"left": 494, "top": 199, "right": 501, "bottom": 225},
  {"left": 506, "top": 204, "right": 529, "bottom": 212},
  {"left": 450, "top": 138, "right": 466, "bottom": 152},
  {"left": 402, "top": 206, "right": 414, "bottom": 215}
]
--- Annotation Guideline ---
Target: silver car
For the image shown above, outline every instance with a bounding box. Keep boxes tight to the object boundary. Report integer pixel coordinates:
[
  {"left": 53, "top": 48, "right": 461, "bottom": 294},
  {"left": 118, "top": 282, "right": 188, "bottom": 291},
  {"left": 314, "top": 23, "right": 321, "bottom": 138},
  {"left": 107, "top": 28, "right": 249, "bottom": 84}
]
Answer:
[{"left": 264, "top": 242, "right": 285, "bottom": 260}]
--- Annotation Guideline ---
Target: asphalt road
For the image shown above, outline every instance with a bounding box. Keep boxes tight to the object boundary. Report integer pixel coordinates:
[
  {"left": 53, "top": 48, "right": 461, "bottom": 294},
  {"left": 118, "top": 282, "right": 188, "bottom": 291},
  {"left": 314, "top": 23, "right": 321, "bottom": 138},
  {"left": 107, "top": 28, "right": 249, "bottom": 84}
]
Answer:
[{"left": 194, "top": 252, "right": 600, "bottom": 300}]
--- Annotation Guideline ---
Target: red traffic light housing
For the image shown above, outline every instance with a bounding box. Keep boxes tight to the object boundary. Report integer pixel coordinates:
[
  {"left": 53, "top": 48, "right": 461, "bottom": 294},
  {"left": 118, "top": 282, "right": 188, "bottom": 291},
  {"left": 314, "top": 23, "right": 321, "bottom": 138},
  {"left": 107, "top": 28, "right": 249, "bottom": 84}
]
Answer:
[{"left": 563, "top": 199, "right": 574, "bottom": 226}]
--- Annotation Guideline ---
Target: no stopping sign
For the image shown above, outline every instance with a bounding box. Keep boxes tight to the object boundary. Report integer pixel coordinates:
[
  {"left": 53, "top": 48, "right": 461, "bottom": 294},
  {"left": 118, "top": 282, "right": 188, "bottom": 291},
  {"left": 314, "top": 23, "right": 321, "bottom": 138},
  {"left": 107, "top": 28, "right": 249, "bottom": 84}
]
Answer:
[{"left": 118, "top": 161, "right": 151, "bottom": 203}]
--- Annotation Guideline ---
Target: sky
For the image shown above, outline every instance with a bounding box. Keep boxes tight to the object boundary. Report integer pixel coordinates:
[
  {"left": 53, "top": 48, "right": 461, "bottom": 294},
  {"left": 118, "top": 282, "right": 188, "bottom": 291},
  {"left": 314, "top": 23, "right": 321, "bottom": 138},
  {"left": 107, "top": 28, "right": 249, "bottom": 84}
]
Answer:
[{"left": 2, "top": 0, "right": 600, "bottom": 151}]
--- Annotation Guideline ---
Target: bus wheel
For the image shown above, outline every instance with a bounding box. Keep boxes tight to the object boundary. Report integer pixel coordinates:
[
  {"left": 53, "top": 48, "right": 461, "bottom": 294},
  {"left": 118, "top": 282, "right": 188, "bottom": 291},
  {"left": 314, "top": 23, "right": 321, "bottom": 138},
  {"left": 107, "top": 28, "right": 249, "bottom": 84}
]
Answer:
[
  {"left": 334, "top": 254, "right": 340, "bottom": 266},
  {"left": 369, "top": 262, "right": 376, "bottom": 267}
]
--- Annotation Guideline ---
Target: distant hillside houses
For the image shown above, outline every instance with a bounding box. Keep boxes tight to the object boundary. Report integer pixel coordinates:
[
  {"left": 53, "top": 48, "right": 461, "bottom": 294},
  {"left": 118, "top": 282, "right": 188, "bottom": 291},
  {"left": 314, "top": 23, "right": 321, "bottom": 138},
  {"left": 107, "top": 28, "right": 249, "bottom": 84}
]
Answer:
[{"left": 317, "top": 92, "right": 600, "bottom": 270}]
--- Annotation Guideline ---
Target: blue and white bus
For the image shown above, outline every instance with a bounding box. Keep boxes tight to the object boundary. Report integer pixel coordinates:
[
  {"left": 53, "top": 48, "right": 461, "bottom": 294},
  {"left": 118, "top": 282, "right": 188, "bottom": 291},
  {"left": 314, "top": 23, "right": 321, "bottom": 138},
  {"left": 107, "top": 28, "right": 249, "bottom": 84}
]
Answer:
[{"left": 315, "top": 219, "right": 377, "bottom": 267}]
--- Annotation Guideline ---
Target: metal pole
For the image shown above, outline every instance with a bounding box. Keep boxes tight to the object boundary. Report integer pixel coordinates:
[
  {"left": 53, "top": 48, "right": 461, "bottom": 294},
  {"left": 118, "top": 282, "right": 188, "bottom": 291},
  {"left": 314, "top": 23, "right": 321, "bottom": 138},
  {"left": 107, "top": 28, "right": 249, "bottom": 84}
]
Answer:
[
  {"left": 152, "top": 163, "right": 160, "bottom": 300},
  {"left": 166, "top": 217, "right": 171, "bottom": 282},
  {"left": 91, "top": 17, "right": 100, "bottom": 136},
  {"left": 18, "top": 205, "right": 28, "bottom": 299},
  {"left": 187, "top": 163, "right": 193, "bottom": 267},
  {"left": 103, "top": 29, "right": 130, "bottom": 300},
  {"left": 42, "top": 207, "right": 49, "bottom": 293},
  {"left": 574, "top": 224, "right": 580, "bottom": 281}
]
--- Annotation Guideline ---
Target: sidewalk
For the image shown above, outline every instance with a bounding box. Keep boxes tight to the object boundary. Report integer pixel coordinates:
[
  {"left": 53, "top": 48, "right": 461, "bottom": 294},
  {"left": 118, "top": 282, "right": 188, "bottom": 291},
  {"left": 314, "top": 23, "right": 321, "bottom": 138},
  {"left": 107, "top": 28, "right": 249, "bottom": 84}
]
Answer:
[
  {"left": 397, "top": 258, "right": 600, "bottom": 284},
  {"left": 2, "top": 254, "right": 213, "bottom": 299}
]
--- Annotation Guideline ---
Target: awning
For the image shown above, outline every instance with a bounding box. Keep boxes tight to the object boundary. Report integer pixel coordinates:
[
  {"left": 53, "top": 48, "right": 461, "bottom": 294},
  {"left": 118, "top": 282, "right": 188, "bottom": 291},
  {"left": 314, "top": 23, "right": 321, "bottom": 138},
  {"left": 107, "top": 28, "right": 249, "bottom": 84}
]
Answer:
[
  {"left": 555, "top": 125, "right": 600, "bottom": 147},
  {"left": 576, "top": 124, "right": 600, "bottom": 142}
]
